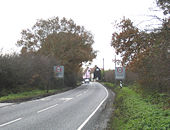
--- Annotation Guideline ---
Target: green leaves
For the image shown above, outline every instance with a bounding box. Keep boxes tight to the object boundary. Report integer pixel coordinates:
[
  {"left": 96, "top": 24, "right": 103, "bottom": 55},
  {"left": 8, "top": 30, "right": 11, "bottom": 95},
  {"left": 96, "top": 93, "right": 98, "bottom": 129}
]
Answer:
[{"left": 110, "top": 86, "right": 170, "bottom": 129}]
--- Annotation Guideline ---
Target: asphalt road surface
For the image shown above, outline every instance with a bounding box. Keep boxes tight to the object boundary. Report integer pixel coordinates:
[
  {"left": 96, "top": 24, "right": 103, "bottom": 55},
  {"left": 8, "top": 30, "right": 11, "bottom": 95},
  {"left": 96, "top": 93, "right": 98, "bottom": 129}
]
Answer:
[{"left": 0, "top": 82, "right": 109, "bottom": 130}]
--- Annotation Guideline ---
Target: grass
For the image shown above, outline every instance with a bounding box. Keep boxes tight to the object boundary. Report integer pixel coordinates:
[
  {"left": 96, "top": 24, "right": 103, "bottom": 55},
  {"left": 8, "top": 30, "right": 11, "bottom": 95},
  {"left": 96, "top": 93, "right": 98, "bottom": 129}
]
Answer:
[
  {"left": 0, "top": 89, "right": 59, "bottom": 102},
  {"left": 102, "top": 82, "right": 115, "bottom": 89},
  {"left": 104, "top": 82, "right": 170, "bottom": 130}
]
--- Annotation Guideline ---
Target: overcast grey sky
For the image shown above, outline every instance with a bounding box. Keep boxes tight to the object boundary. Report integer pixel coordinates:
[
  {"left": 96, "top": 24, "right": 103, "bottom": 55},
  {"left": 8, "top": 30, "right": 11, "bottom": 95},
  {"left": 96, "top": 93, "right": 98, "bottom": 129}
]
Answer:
[{"left": 0, "top": 0, "right": 163, "bottom": 69}]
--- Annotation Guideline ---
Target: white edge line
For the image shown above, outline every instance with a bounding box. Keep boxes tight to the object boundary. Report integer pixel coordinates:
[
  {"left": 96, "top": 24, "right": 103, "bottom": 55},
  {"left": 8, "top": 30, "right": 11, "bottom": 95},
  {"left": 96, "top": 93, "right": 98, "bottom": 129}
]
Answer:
[
  {"left": 0, "top": 118, "right": 22, "bottom": 127},
  {"left": 37, "top": 104, "right": 58, "bottom": 113},
  {"left": 77, "top": 84, "right": 109, "bottom": 130}
]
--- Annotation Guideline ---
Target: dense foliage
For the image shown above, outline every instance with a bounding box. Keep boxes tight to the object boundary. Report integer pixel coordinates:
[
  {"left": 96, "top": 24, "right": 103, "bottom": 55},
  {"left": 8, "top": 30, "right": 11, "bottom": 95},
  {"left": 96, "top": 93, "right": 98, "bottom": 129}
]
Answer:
[
  {"left": 104, "top": 83, "right": 170, "bottom": 130},
  {"left": 111, "top": 17, "right": 170, "bottom": 93},
  {"left": 104, "top": 70, "right": 138, "bottom": 84},
  {"left": 17, "top": 17, "right": 96, "bottom": 86},
  {"left": 111, "top": 0, "right": 170, "bottom": 93},
  {"left": 114, "top": 87, "right": 170, "bottom": 129},
  {"left": 157, "top": 0, "right": 170, "bottom": 15},
  {"left": 0, "top": 53, "right": 58, "bottom": 96},
  {"left": 0, "top": 17, "right": 96, "bottom": 96}
]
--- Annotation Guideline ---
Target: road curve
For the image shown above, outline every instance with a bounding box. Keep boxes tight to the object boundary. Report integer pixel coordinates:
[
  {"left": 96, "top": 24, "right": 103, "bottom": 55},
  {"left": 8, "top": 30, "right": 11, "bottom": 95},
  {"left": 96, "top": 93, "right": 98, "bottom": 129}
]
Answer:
[{"left": 0, "top": 82, "right": 108, "bottom": 130}]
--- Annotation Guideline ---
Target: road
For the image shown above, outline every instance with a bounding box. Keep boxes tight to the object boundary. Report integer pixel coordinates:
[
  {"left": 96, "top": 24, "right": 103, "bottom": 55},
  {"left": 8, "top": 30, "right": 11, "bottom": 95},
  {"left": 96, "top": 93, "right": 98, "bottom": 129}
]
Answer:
[{"left": 0, "top": 82, "right": 109, "bottom": 130}]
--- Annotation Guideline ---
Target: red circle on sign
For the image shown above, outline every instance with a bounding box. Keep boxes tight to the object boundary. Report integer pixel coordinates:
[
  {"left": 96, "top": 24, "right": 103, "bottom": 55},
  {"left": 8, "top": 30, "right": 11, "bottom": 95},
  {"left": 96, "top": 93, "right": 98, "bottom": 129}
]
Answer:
[
  {"left": 117, "top": 67, "right": 123, "bottom": 73},
  {"left": 56, "top": 66, "right": 61, "bottom": 72}
]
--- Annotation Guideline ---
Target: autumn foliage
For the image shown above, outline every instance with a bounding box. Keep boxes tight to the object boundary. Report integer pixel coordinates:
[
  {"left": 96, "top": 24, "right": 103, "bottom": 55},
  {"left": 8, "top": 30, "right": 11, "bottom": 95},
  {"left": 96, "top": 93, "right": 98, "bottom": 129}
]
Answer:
[
  {"left": 0, "top": 17, "right": 96, "bottom": 96},
  {"left": 17, "top": 17, "right": 96, "bottom": 86},
  {"left": 111, "top": 17, "right": 170, "bottom": 93},
  {"left": 0, "top": 53, "right": 58, "bottom": 96}
]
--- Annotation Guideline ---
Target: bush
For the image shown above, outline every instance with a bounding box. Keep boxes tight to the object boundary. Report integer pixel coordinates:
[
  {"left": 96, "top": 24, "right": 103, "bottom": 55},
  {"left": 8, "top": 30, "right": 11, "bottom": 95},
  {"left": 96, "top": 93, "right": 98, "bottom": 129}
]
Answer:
[
  {"left": 0, "top": 53, "right": 59, "bottom": 96},
  {"left": 108, "top": 84, "right": 170, "bottom": 129}
]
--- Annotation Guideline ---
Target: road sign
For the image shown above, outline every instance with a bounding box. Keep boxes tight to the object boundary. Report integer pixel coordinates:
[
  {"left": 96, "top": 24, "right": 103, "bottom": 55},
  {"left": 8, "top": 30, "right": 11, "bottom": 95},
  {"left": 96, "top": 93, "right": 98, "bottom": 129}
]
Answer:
[
  {"left": 54, "top": 66, "right": 64, "bottom": 78},
  {"left": 56, "top": 66, "right": 62, "bottom": 72},
  {"left": 115, "top": 67, "right": 125, "bottom": 80}
]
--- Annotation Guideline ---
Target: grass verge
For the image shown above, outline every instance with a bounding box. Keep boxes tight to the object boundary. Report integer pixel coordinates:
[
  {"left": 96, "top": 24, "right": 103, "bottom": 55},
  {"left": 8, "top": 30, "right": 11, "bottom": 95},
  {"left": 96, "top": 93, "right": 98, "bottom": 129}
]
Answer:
[
  {"left": 0, "top": 88, "right": 68, "bottom": 103},
  {"left": 103, "top": 82, "right": 170, "bottom": 130}
]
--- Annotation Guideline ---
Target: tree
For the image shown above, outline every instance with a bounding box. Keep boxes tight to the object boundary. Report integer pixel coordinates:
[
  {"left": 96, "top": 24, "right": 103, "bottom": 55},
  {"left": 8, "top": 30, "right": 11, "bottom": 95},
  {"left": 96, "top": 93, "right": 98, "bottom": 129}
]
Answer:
[
  {"left": 111, "top": 18, "right": 154, "bottom": 66},
  {"left": 17, "top": 17, "right": 94, "bottom": 53},
  {"left": 17, "top": 17, "right": 96, "bottom": 86},
  {"left": 156, "top": 0, "right": 170, "bottom": 15},
  {"left": 41, "top": 32, "right": 96, "bottom": 85},
  {"left": 111, "top": 17, "right": 170, "bottom": 92}
]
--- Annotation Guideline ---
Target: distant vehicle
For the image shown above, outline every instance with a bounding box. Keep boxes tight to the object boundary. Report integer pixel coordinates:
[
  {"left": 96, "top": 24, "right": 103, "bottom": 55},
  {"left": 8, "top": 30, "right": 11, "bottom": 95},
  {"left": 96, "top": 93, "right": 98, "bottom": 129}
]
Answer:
[
  {"left": 83, "top": 67, "right": 91, "bottom": 84},
  {"left": 93, "top": 66, "right": 101, "bottom": 81},
  {"left": 84, "top": 78, "right": 90, "bottom": 83}
]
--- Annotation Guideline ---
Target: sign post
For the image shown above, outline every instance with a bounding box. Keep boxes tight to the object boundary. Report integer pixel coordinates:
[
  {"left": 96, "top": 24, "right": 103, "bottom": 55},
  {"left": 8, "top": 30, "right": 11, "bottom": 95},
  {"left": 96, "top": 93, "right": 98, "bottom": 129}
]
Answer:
[
  {"left": 54, "top": 66, "right": 64, "bottom": 86},
  {"left": 113, "top": 56, "right": 126, "bottom": 87},
  {"left": 115, "top": 67, "right": 126, "bottom": 80}
]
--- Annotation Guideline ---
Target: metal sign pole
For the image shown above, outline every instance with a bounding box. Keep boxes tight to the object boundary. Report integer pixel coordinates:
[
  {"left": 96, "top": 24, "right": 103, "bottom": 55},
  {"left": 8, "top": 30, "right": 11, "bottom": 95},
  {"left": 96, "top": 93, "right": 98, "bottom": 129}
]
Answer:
[
  {"left": 113, "top": 55, "right": 126, "bottom": 86},
  {"left": 63, "top": 72, "right": 64, "bottom": 87},
  {"left": 54, "top": 66, "right": 64, "bottom": 87}
]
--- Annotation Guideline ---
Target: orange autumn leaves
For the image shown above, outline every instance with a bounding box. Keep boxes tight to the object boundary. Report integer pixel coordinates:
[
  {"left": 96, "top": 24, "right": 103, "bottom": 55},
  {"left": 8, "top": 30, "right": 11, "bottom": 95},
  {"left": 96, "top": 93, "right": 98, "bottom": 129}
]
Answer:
[{"left": 111, "top": 18, "right": 170, "bottom": 92}]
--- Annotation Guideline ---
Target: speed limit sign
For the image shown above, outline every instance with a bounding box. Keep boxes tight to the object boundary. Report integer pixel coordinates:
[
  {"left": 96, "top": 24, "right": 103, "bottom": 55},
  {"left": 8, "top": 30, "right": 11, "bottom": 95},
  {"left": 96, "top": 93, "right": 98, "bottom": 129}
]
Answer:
[
  {"left": 54, "top": 66, "right": 64, "bottom": 78},
  {"left": 56, "top": 66, "right": 61, "bottom": 72},
  {"left": 115, "top": 67, "right": 125, "bottom": 80},
  {"left": 117, "top": 67, "right": 123, "bottom": 73}
]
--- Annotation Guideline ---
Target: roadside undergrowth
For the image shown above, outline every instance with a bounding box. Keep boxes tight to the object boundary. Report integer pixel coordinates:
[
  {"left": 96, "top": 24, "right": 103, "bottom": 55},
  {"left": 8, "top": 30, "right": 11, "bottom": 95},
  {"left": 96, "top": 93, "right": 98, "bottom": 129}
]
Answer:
[
  {"left": 103, "top": 82, "right": 170, "bottom": 130},
  {"left": 0, "top": 88, "right": 66, "bottom": 103}
]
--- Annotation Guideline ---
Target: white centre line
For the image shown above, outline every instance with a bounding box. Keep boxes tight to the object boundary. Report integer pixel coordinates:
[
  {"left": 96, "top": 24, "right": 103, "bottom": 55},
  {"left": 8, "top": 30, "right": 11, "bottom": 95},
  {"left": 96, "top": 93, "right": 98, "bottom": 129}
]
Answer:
[
  {"left": 37, "top": 104, "right": 58, "bottom": 113},
  {"left": 0, "top": 118, "right": 22, "bottom": 127}
]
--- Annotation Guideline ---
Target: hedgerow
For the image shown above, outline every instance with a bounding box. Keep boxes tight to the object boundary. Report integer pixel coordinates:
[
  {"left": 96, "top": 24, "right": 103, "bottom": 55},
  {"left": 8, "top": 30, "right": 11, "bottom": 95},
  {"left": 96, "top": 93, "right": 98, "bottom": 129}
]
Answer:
[{"left": 111, "top": 87, "right": 170, "bottom": 129}]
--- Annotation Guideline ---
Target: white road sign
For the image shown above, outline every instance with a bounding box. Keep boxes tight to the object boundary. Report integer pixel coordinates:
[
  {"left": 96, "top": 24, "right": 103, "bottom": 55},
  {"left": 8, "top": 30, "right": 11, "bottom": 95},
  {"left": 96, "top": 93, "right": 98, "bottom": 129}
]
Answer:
[
  {"left": 54, "top": 66, "right": 64, "bottom": 78},
  {"left": 115, "top": 67, "right": 125, "bottom": 80}
]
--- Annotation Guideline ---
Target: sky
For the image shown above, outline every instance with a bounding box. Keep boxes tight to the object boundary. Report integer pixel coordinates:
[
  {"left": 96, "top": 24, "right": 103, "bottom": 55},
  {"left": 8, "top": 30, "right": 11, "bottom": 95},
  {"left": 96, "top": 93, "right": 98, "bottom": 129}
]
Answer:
[{"left": 0, "top": 0, "right": 163, "bottom": 70}]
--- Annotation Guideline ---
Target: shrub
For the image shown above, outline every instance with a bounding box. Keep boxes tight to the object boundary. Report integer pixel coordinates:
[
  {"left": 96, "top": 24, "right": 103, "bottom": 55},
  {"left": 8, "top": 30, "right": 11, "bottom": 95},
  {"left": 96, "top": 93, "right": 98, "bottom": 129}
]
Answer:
[
  {"left": 110, "top": 85, "right": 170, "bottom": 129},
  {"left": 0, "top": 53, "right": 59, "bottom": 96}
]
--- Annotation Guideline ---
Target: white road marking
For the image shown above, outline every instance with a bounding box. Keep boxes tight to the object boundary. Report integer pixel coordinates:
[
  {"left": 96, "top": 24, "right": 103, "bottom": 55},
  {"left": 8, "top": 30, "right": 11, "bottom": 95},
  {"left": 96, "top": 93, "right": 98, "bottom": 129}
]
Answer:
[
  {"left": 60, "top": 98, "right": 73, "bottom": 102},
  {"left": 0, "top": 118, "right": 22, "bottom": 127},
  {"left": 83, "top": 90, "right": 88, "bottom": 94},
  {"left": 76, "top": 93, "right": 82, "bottom": 97},
  {"left": 37, "top": 104, "right": 58, "bottom": 113},
  {"left": 77, "top": 83, "right": 109, "bottom": 130}
]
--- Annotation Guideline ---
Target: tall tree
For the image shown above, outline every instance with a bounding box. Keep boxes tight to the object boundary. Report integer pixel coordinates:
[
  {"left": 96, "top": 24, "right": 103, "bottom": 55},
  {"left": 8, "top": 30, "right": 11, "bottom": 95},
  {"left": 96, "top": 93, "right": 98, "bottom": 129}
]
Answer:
[
  {"left": 111, "top": 17, "right": 170, "bottom": 92},
  {"left": 111, "top": 18, "right": 154, "bottom": 66},
  {"left": 17, "top": 17, "right": 96, "bottom": 86}
]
